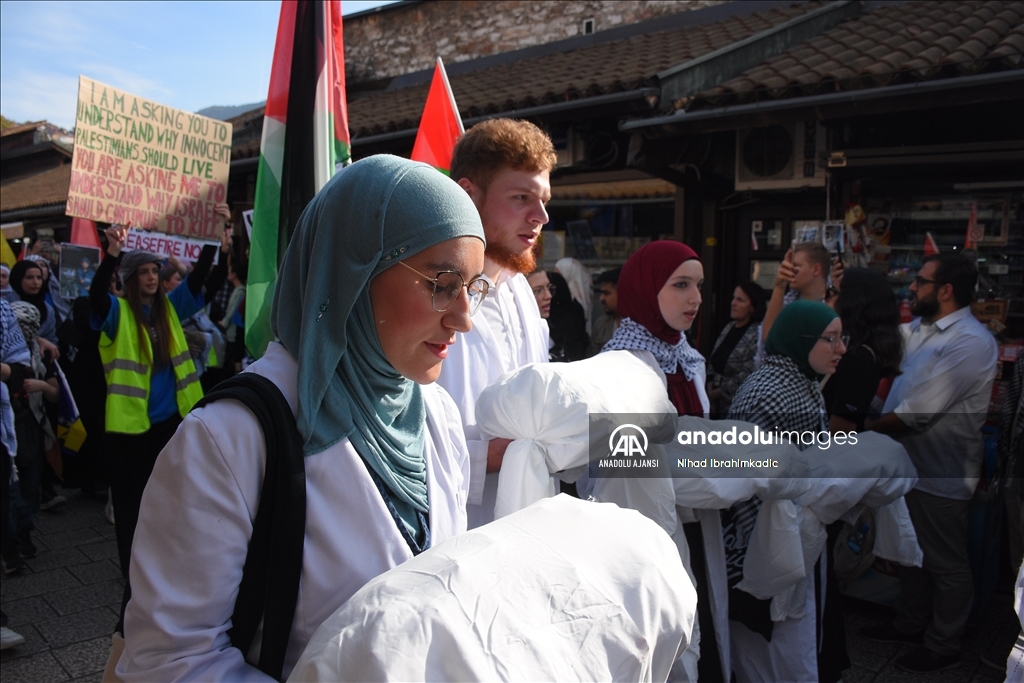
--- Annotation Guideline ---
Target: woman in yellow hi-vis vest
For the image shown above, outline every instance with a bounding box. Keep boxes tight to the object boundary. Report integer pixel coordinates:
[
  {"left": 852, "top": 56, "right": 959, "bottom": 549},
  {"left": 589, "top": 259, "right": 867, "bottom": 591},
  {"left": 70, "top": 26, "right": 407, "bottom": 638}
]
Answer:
[{"left": 90, "top": 225, "right": 216, "bottom": 584}]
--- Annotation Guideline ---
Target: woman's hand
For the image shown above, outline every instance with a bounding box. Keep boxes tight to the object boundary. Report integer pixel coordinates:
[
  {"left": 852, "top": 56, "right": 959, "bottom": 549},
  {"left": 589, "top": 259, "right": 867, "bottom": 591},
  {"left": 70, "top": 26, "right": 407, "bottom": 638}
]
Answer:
[
  {"left": 23, "top": 377, "right": 60, "bottom": 403},
  {"left": 37, "top": 336, "right": 60, "bottom": 361},
  {"left": 105, "top": 225, "right": 129, "bottom": 257},
  {"left": 219, "top": 224, "right": 233, "bottom": 254},
  {"left": 214, "top": 202, "right": 232, "bottom": 223}
]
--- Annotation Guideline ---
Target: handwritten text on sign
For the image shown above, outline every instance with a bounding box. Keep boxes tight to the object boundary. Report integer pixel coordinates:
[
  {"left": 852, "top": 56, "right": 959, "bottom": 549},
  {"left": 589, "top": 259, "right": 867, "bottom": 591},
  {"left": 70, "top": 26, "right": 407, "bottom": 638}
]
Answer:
[
  {"left": 124, "top": 228, "right": 220, "bottom": 265},
  {"left": 66, "top": 76, "right": 233, "bottom": 239}
]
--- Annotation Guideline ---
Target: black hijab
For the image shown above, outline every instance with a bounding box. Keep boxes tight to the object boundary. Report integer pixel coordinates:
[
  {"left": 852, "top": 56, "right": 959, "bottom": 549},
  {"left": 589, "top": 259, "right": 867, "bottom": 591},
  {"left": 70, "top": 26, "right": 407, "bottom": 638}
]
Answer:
[{"left": 9, "top": 260, "right": 48, "bottom": 325}]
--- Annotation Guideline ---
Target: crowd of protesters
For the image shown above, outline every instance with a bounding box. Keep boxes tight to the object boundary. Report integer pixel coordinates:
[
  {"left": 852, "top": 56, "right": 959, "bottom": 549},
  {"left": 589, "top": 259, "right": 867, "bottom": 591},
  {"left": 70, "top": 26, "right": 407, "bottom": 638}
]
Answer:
[
  {"left": 2, "top": 121, "right": 1021, "bottom": 680},
  {"left": 1, "top": 206, "right": 250, "bottom": 650}
]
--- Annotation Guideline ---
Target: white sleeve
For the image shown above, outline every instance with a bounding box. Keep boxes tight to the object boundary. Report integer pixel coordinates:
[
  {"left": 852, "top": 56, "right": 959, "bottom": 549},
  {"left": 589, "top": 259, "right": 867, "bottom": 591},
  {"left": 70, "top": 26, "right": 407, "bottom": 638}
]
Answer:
[
  {"left": 118, "top": 407, "right": 272, "bottom": 683},
  {"left": 433, "top": 383, "right": 472, "bottom": 508}
]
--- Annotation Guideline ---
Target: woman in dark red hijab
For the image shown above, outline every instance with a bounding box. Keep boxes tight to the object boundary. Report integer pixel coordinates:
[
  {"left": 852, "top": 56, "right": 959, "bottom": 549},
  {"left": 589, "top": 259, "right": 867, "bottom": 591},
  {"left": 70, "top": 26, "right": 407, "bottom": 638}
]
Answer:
[
  {"left": 603, "top": 240, "right": 707, "bottom": 416},
  {"left": 603, "top": 241, "right": 723, "bottom": 682}
]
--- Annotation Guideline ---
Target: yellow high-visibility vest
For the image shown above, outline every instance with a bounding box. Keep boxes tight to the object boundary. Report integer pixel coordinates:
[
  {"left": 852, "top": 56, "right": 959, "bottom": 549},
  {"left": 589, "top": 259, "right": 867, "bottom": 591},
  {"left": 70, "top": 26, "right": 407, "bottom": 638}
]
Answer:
[{"left": 99, "top": 298, "right": 203, "bottom": 434}]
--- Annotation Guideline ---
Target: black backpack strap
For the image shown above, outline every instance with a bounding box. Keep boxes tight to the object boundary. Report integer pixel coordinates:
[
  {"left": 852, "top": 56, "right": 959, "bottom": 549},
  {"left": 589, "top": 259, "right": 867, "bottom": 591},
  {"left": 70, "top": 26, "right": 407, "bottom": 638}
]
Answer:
[{"left": 194, "top": 372, "right": 306, "bottom": 681}]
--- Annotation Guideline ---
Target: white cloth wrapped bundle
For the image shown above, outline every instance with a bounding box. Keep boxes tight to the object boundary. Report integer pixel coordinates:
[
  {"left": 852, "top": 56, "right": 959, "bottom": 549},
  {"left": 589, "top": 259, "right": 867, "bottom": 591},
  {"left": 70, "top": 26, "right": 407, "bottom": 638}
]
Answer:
[
  {"left": 288, "top": 495, "right": 695, "bottom": 683},
  {"left": 669, "top": 416, "right": 812, "bottom": 509},
  {"left": 754, "top": 431, "right": 922, "bottom": 620},
  {"left": 476, "top": 350, "right": 676, "bottom": 519},
  {"left": 792, "top": 431, "right": 919, "bottom": 523}
]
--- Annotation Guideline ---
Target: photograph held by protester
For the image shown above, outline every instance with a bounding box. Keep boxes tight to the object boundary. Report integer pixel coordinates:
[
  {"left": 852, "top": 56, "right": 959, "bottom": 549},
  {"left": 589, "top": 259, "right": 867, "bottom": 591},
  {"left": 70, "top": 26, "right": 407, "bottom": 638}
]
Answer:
[{"left": 115, "top": 155, "right": 486, "bottom": 681}]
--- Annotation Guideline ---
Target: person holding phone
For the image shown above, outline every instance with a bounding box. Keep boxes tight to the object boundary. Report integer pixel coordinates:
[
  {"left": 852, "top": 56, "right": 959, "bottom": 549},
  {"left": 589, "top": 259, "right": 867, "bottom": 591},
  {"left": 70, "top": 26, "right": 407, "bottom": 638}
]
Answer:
[{"left": 762, "top": 241, "right": 842, "bottom": 341}]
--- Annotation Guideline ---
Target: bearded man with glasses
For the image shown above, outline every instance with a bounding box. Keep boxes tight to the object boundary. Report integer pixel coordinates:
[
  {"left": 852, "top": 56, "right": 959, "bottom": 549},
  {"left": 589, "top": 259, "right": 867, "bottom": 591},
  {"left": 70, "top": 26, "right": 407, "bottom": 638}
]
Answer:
[{"left": 863, "top": 253, "right": 998, "bottom": 674}]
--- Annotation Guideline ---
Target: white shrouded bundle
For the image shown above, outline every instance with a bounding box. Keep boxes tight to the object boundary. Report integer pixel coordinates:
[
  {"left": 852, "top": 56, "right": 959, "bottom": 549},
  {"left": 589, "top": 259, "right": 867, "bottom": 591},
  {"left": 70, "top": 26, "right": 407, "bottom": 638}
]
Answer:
[
  {"left": 288, "top": 496, "right": 696, "bottom": 683},
  {"left": 476, "top": 350, "right": 676, "bottom": 519}
]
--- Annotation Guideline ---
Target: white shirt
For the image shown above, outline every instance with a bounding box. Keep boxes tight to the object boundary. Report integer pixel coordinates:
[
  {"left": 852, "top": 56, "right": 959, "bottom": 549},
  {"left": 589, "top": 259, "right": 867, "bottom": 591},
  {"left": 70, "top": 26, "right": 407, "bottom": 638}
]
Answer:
[
  {"left": 436, "top": 270, "right": 549, "bottom": 528},
  {"left": 882, "top": 306, "right": 998, "bottom": 500},
  {"left": 118, "top": 343, "right": 470, "bottom": 682}
]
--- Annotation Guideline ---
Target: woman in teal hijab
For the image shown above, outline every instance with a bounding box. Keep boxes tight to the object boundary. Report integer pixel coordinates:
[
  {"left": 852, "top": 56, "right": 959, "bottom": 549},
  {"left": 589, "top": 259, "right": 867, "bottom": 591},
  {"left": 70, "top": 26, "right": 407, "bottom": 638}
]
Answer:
[{"left": 118, "top": 155, "right": 489, "bottom": 681}]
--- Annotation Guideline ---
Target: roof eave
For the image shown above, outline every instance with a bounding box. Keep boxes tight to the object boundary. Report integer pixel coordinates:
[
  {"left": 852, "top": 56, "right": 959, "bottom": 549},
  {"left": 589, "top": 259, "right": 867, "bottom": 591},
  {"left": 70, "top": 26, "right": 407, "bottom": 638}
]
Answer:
[
  {"left": 353, "top": 87, "right": 659, "bottom": 147},
  {"left": 620, "top": 70, "right": 1024, "bottom": 136}
]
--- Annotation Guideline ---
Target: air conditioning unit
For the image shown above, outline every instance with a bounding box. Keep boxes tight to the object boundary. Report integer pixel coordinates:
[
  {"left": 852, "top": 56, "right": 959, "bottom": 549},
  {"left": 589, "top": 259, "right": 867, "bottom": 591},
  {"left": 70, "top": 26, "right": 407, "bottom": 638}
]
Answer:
[
  {"left": 735, "top": 122, "right": 826, "bottom": 191},
  {"left": 554, "top": 127, "right": 586, "bottom": 169}
]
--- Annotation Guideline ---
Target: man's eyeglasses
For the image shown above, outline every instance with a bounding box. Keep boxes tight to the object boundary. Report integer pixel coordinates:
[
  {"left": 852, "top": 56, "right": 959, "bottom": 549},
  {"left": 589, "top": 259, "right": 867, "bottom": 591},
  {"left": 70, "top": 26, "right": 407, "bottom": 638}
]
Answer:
[
  {"left": 804, "top": 333, "right": 850, "bottom": 350},
  {"left": 398, "top": 261, "right": 489, "bottom": 315},
  {"left": 532, "top": 284, "right": 557, "bottom": 297},
  {"left": 913, "top": 275, "right": 936, "bottom": 287}
]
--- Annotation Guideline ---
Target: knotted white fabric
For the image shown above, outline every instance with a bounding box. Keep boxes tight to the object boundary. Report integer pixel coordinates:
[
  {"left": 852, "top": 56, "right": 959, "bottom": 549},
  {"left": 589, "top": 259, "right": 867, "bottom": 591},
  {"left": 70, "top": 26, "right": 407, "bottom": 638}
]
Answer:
[
  {"left": 288, "top": 495, "right": 695, "bottom": 683},
  {"left": 475, "top": 350, "right": 676, "bottom": 519}
]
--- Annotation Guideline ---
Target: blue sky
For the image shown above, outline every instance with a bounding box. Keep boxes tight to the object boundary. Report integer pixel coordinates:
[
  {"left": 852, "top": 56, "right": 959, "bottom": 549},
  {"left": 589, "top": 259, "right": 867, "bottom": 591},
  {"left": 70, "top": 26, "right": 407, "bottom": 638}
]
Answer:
[{"left": 0, "top": 0, "right": 396, "bottom": 129}]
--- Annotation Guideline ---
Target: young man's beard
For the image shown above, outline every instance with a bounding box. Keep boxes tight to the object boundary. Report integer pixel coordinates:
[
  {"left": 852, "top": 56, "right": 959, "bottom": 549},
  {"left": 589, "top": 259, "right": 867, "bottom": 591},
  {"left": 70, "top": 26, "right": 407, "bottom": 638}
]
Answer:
[
  {"left": 486, "top": 242, "right": 536, "bottom": 275},
  {"left": 911, "top": 291, "right": 939, "bottom": 320}
]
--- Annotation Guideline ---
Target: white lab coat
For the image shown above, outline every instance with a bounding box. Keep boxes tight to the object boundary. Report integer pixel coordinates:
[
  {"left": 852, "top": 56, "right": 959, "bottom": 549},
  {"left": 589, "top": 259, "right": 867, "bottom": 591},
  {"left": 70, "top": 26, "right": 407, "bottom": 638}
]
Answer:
[
  {"left": 117, "top": 342, "right": 471, "bottom": 682},
  {"left": 436, "top": 271, "right": 548, "bottom": 529}
]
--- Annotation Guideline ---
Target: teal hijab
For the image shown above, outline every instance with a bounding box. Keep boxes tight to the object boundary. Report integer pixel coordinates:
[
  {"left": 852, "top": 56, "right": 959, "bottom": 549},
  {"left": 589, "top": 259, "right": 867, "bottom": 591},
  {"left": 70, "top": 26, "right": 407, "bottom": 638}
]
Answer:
[
  {"left": 271, "top": 155, "right": 485, "bottom": 515},
  {"left": 764, "top": 300, "right": 837, "bottom": 380}
]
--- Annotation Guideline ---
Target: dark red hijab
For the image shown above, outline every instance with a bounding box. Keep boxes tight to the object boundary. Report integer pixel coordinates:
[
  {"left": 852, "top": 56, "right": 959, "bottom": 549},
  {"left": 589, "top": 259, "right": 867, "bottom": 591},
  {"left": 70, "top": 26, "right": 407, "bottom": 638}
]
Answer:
[{"left": 618, "top": 241, "right": 703, "bottom": 416}]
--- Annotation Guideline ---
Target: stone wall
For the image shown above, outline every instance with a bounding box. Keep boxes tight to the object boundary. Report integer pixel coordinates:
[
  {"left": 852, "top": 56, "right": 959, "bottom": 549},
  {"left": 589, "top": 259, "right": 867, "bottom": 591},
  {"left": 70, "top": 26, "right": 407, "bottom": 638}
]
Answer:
[{"left": 344, "top": 0, "right": 725, "bottom": 83}]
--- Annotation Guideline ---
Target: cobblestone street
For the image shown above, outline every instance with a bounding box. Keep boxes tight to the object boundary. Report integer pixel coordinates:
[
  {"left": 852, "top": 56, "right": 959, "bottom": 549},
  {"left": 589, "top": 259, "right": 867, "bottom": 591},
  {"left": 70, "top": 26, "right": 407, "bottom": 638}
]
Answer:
[
  {"left": 1, "top": 486, "right": 1019, "bottom": 682},
  {"left": 2, "top": 489, "right": 122, "bottom": 682}
]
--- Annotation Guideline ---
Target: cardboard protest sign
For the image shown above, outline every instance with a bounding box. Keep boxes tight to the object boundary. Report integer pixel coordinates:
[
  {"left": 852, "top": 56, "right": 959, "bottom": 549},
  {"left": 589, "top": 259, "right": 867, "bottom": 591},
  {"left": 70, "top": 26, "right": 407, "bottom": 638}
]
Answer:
[
  {"left": 59, "top": 244, "right": 100, "bottom": 299},
  {"left": 124, "top": 228, "right": 220, "bottom": 265},
  {"left": 67, "top": 76, "right": 233, "bottom": 239}
]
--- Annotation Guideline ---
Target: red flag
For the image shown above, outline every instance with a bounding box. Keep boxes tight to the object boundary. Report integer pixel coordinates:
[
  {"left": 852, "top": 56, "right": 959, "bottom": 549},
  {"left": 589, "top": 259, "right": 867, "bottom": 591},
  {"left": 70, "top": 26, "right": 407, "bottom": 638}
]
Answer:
[
  {"left": 70, "top": 218, "right": 102, "bottom": 250},
  {"left": 923, "top": 231, "right": 939, "bottom": 256},
  {"left": 965, "top": 201, "right": 982, "bottom": 249},
  {"left": 410, "top": 58, "right": 464, "bottom": 174}
]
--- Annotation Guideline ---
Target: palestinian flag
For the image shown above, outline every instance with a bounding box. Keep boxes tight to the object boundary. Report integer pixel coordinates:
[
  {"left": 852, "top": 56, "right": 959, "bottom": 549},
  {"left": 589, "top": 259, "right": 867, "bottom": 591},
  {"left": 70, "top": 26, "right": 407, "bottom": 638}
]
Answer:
[
  {"left": 410, "top": 57, "right": 464, "bottom": 174},
  {"left": 923, "top": 231, "right": 940, "bottom": 256},
  {"left": 246, "top": 0, "right": 350, "bottom": 359}
]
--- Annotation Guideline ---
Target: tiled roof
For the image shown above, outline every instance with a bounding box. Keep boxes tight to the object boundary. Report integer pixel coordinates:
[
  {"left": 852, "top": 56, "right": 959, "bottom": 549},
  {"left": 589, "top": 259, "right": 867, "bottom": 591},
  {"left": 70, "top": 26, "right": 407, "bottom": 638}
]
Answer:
[
  {"left": 347, "top": 1, "right": 823, "bottom": 138},
  {"left": 686, "top": 0, "right": 1024, "bottom": 110},
  {"left": 0, "top": 121, "right": 45, "bottom": 137},
  {"left": 0, "top": 164, "right": 71, "bottom": 212}
]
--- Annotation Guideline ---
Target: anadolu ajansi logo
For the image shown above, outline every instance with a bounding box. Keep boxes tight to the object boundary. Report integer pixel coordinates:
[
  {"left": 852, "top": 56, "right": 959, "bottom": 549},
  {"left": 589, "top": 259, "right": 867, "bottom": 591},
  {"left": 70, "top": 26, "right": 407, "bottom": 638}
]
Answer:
[{"left": 609, "top": 424, "right": 648, "bottom": 457}]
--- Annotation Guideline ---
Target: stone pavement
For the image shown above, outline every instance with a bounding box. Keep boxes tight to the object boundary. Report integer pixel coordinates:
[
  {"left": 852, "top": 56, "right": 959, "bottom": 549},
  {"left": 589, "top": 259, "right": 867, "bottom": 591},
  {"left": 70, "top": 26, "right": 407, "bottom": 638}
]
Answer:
[
  {"left": 2, "top": 489, "right": 121, "bottom": 682},
  {"left": 1, "top": 486, "right": 1019, "bottom": 682}
]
